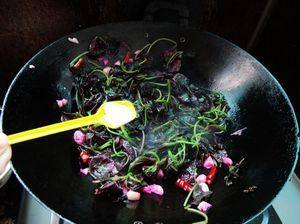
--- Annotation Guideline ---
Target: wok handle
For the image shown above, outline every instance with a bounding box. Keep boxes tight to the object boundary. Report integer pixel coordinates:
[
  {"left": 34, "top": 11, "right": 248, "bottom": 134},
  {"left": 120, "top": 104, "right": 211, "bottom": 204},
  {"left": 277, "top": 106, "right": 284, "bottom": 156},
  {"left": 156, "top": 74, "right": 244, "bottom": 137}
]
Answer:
[
  {"left": 144, "top": 1, "right": 189, "bottom": 27},
  {"left": 7, "top": 115, "right": 97, "bottom": 145}
]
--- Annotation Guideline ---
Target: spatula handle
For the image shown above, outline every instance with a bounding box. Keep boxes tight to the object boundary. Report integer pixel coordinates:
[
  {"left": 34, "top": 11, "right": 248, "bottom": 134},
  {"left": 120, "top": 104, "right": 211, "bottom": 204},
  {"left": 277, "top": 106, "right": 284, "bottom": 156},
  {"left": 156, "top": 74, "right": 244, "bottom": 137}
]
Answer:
[{"left": 7, "top": 115, "right": 97, "bottom": 145}]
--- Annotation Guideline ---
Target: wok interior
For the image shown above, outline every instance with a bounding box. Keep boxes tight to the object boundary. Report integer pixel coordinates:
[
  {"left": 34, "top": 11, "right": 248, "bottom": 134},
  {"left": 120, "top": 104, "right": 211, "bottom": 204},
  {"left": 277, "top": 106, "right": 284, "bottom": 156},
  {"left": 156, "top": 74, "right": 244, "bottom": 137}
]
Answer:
[{"left": 1, "top": 23, "right": 298, "bottom": 224}]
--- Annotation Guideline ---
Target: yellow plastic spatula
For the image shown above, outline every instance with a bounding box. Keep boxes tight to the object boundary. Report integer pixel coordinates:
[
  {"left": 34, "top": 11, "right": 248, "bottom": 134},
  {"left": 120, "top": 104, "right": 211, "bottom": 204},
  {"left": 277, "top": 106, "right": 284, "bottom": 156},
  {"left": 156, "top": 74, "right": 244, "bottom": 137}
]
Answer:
[{"left": 7, "top": 100, "right": 137, "bottom": 145}]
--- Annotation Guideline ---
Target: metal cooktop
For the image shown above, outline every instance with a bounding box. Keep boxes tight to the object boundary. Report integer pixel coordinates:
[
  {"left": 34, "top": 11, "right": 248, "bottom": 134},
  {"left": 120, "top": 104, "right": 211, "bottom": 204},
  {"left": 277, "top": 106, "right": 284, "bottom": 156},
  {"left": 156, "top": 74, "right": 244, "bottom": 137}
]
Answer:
[{"left": 18, "top": 175, "right": 300, "bottom": 224}]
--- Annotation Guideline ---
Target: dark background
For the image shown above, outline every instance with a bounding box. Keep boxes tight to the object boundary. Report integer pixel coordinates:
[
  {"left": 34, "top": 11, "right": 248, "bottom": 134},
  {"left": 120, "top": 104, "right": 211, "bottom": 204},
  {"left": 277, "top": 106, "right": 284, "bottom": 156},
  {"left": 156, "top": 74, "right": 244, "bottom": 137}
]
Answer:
[{"left": 0, "top": 0, "right": 299, "bottom": 223}]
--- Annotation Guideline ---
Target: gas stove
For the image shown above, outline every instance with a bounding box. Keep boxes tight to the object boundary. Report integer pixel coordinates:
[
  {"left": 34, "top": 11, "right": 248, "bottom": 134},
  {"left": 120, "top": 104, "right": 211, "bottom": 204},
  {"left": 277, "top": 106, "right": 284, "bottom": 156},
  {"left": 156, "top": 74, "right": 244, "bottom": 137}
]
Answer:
[
  {"left": 16, "top": 194, "right": 277, "bottom": 224},
  {"left": 18, "top": 174, "right": 300, "bottom": 224}
]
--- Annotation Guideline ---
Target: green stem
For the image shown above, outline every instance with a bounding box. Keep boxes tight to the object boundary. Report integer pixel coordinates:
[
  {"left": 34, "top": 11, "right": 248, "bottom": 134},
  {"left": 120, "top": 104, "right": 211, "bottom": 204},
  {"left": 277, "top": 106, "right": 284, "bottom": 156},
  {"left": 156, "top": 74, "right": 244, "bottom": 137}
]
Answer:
[
  {"left": 154, "top": 88, "right": 163, "bottom": 102},
  {"left": 88, "top": 60, "right": 102, "bottom": 68},
  {"left": 185, "top": 207, "right": 208, "bottom": 224},
  {"left": 153, "top": 120, "right": 172, "bottom": 132},
  {"left": 193, "top": 120, "right": 200, "bottom": 137},
  {"left": 192, "top": 132, "right": 208, "bottom": 142},
  {"left": 112, "top": 140, "right": 119, "bottom": 155},
  {"left": 120, "top": 62, "right": 139, "bottom": 74},
  {"left": 106, "top": 75, "right": 113, "bottom": 87},
  {"left": 97, "top": 140, "right": 113, "bottom": 151},
  {"left": 148, "top": 82, "right": 168, "bottom": 87},
  {"left": 183, "top": 185, "right": 196, "bottom": 207},
  {"left": 138, "top": 58, "right": 148, "bottom": 65},
  {"left": 143, "top": 150, "right": 160, "bottom": 161},
  {"left": 166, "top": 51, "right": 183, "bottom": 68},
  {"left": 146, "top": 38, "right": 177, "bottom": 54},
  {"left": 178, "top": 144, "right": 186, "bottom": 164},
  {"left": 134, "top": 43, "right": 151, "bottom": 60},
  {"left": 167, "top": 133, "right": 179, "bottom": 142},
  {"left": 70, "top": 51, "right": 89, "bottom": 67},
  {"left": 128, "top": 79, "right": 135, "bottom": 92},
  {"left": 120, "top": 77, "right": 133, "bottom": 87},
  {"left": 144, "top": 108, "right": 148, "bottom": 127},
  {"left": 163, "top": 140, "right": 195, "bottom": 147},
  {"left": 89, "top": 69, "right": 109, "bottom": 82},
  {"left": 140, "top": 131, "right": 145, "bottom": 152},
  {"left": 182, "top": 184, "right": 208, "bottom": 224},
  {"left": 127, "top": 172, "right": 142, "bottom": 183},
  {"left": 120, "top": 126, "right": 132, "bottom": 141},
  {"left": 106, "top": 127, "right": 122, "bottom": 136},
  {"left": 166, "top": 79, "right": 171, "bottom": 104},
  {"left": 136, "top": 90, "right": 144, "bottom": 106},
  {"left": 111, "top": 141, "right": 130, "bottom": 166},
  {"left": 111, "top": 76, "right": 125, "bottom": 82}
]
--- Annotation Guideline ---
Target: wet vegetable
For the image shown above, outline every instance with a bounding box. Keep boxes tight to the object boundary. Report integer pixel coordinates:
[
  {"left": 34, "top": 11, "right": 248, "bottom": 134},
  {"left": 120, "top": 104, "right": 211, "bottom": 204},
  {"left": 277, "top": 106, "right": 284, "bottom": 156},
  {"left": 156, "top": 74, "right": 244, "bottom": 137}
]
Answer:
[{"left": 59, "top": 36, "right": 244, "bottom": 223}]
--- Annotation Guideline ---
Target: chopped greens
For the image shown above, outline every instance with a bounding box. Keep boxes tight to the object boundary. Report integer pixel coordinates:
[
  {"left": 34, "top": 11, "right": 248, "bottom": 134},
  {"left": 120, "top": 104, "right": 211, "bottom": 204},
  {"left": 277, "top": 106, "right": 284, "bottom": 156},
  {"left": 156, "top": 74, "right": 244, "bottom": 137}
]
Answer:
[{"left": 60, "top": 36, "right": 244, "bottom": 223}]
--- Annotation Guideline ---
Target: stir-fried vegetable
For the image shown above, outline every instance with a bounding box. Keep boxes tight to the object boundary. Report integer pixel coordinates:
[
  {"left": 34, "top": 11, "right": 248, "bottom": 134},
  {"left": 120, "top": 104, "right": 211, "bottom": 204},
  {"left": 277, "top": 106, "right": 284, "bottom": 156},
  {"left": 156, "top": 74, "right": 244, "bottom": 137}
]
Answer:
[{"left": 58, "top": 36, "right": 244, "bottom": 223}]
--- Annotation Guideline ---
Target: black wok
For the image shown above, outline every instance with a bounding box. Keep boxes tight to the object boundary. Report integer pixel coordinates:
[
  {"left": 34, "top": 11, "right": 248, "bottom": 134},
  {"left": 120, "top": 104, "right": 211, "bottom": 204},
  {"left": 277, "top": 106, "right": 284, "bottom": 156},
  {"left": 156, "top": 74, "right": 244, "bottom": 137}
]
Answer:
[{"left": 0, "top": 22, "right": 299, "bottom": 224}]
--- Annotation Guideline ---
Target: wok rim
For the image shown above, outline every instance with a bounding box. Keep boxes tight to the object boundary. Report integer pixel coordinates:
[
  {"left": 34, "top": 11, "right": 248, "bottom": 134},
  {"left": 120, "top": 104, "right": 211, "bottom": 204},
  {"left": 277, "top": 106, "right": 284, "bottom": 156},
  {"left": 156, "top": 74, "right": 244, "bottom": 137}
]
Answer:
[{"left": 0, "top": 21, "right": 299, "bottom": 224}]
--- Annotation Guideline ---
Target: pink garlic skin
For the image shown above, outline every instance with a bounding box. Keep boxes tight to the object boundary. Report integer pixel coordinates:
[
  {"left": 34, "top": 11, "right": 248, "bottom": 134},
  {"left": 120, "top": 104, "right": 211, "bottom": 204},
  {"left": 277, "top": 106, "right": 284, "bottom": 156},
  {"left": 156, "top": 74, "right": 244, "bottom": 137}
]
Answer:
[
  {"left": 157, "top": 169, "right": 164, "bottom": 178},
  {"left": 199, "top": 183, "right": 210, "bottom": 193},
  {"left": 197, "top": 201, "right": 212, "bottom": 212},
  {"left": 74, "top": 130, "right": 86, "bottom": 145},
  {"left": 114, "top": 60, "right": 121, "bottom": 66},
  {"left": 94, "top": 189, "right": 101, "bottom": 195},
  {"left": 142, "top": 186, "right": 152, "bottom": 194},
  {"left": 56, "top": 99, "right": 68, "bottom": 108},
  {"left": 143, "top": 184, "right": 164, "bottom": 196},
  {"left": 79, "top": 168, "right": 89, "bottom": 175},
  {"left": 230, "top": 127, "right": 247, "bottom": 136},
  {"left": 196, "top": 174, "right": 207, "bottom": 183},
  {"left": 222, "top": 157, "right": 233, "bottom": 166},
  {"left": 203, "top": 156, "right": 215, "bottom": 169},
  {"left": 128, "top": 58, "right": 134, "bottom": 63},
  {"left": 103, "top": 66, "right": 112, "bottom": 75},
  {"left": 68, "top": 37, "right": 79, "bottom": 44},
  {"left": 134, "top": 50, "right": 142, "bottom": 55},
  {"left": 127, "top": 190, "right": 141, "bottom": 201},
  {"left": 98, "top": 57, "right": 109, "bottom": 66},
  {"left": 60, "top": 115, "right": 67, "bottom": 122}
]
